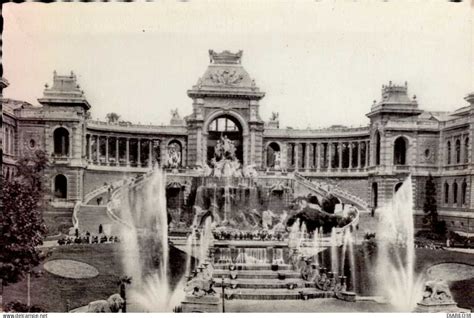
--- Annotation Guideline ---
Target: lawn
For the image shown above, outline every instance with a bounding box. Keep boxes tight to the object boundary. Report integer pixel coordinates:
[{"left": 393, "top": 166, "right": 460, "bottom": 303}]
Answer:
[
  {"left": 3, "top": 241, "right": 473, "bottom": 312},
  {"left": 3, "top": 244, "right": 123, "bottom": 312},
  {"left": 3, "top": 242, "right": 190, "bottom": 312}
]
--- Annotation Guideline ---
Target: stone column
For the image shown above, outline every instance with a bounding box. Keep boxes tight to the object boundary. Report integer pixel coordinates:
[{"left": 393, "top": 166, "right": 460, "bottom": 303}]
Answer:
[
  {"left": 243, "top": 135, "right": 249, "bottom": 166},
  {"left": 250, "top": 130, "right": 255, "bottom": 166},
  {"left": 115, "top": 138, "right": 119, "bottom": 165},
  {"left": 126, "top": 138, "right": 130, "bottom": 166},
  {"left": 338, "top": 142, "right": 343, "bottom": 170},
  {"left": 149, "top": 140, "right": 153, "bottom": 168},
  {"left": 366, "top": 141, "right": 370, "bottom": 167},
  {"left": 315, "top": 143, "right": 320, "bottom": 171},
  {"left": 96, "top": 135, "right": 100, "bottom": 162},
  {"left": 88, "top": 135, "right": 92, "bottom": 162},
  {"left": 294, "top": 143, "right": 299, "bottom": 171},
  {"left": 137, "top": 139, "right": 141, "bottom": 167},
  {"left": 349, "top": 143, "right": 353, "bottom": 169},
  {"left": 196, "top": 128, "right": 202, "bottom": 165},
  {"left": 328, "top": 143, "right": 333, "bottom": 171},
  {"left": 357, "top": 141, "right": 362, "bottom": 168},
  {"left": 305, "top": 142, "right": 311, "bottom": 171},
  {"left": 105, "top": 136, "right": 109, "bottom": 165}
]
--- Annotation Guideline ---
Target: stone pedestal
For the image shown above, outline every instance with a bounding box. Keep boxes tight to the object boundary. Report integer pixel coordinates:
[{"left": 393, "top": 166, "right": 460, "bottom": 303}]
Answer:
[
  {"left": 415, "top": 301, "right": 470, "bottom": 313},
  {"left": 181, "top": 295, "right": 221, "bottom": 313}
]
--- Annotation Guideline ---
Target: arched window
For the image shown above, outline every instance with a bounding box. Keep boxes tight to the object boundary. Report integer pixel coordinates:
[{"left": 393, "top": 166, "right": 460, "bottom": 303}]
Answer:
[
  {"left": 167, "top": 140, "right": 182, "bottom": 167},
  {"left": 394, "top": 137, "right": 407, "bottom": 165},
  {"left": 375, "top": 131, "right": 381, "bottom": 166},
  {"left": 465, "top": 137, "right": 470, "bottom": 163},
  {"left": 207, "top": 115, "right": 243, "bottom": 163},
  {"left": 266, "top": 142, "right": 281, "bottom": 168},
  {"left": 446, "top": 141, "right": 451, "bottom": 165},
  {"left": 462, "top": 180, "right": 467, "bottom": 205},
  {"left": 455, "top": 139, "right": 461, "bottom": 164},
  {"left": 394, "top": 182, "right": 403, "bottom": 193},
  {"left": 372, "top": 182, "right": 378, "bottom": 208},
  {"left": 53, "top": 127, "right": 70, "bottom": 156},
  {"left": 453, "top": 181, "right": 458, "bottom": 204},
  {"left": 444, "top": 182, "right": 449, "bottom": 204},
  {"left": 208, "top": 117, "right": 240, "bottom": 132},
  {"left": 54, "top": 174, "right": 68, "bottom": 199}
]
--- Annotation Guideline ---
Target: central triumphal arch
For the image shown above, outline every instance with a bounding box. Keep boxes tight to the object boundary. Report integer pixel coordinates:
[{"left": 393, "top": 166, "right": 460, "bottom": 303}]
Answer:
[{"left": 186, "top": 50, "right": 265, "bottom": 168}]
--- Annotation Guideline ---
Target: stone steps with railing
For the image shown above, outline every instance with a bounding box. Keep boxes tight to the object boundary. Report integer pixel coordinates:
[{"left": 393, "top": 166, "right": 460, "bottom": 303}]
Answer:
[
  {"left": 219, "top": 287, "right": 334, "bottom": 300},
  {"left": 294, "top": 172, "right": 368, "bottom": 212}
]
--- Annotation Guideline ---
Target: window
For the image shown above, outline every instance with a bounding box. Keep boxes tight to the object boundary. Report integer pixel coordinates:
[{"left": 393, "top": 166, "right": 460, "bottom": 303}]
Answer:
[
  {"left": 54, "top": 174, "right": 68, "bottom": 199},
  {"left": 444, "top": 182, "right": 449, "bottom": 204},
  {"left": 372, "top": 182, "right": 378, "bottom": 208},
  {"left": 446, "top": 141, "right": 451, "bottom": 165},
  {"left": 29, "top": 139, "right": 36, "bottom": 148},
  {"left": 375, "top": 131, "right": 381, "bottom": 166},
  {"left": 394, "top": 182, "right": 403, "bottom": 193},
  {"left": 53, "top": 127, "right": 70, "bottom": 156},
  {"left": 465, "top": 137, "right": 470, "bottom": 163},
  {"left": 209, "top": 117, "right": 240, "bottom": 132},
  {"left": 453, "top": 181, "right": 458, "bottom": 204},
  {"left": 462, "top": 180, "right": 467, "bottom": 205},
  {"left": 394, "top": 137, "right": 407, "bottom": 165},
  {"left": 455, "top": 139, "right": 461, "bottom": 164}
]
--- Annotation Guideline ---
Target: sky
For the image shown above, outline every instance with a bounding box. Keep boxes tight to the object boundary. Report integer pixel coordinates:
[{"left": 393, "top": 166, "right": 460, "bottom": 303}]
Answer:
[{"left": 3, "top": 1, "right": 473, "bottom": 128}]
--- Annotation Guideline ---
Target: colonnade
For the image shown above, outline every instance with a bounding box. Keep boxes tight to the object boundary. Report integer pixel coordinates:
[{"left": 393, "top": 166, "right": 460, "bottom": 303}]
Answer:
[
  {"left": 86, "top": 134, "right": 162, "bottom": 167},
  {"left": 284, "top": 140, "right": 370, "bottom": 171}
]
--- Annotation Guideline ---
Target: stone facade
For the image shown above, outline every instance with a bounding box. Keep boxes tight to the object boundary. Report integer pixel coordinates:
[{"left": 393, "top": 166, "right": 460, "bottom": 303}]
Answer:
[{"left": 2, "top": 51, "right": 473, "bottom": 233}]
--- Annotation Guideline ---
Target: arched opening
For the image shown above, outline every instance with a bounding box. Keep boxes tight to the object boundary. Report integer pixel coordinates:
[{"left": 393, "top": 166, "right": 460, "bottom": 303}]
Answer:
[
  {"left": 53, "top": 127, "right": 70, "bottom": 156},
  {"left": 465, "top": 137, "right": 470, "bottom": 163},
  {"left": 375, "top": 131, "right": 381, "bottom": 166},
  {"left": 394, "top": 137, "right": 407, "bottom": 165},
  {"left": 266, "top": 142, "right": 281, "bottom": 168},
  {"left": 462, "top": 180, "right": 467, "bottom": 205},
  {"left": 351, "top": 143, "right": 359, "bottom": 168},
  {"left": 455, "top": 139, "right": 461, "bottom": 164},
  {"left": 446, "top": 141, "right": 451, "bottom": 165},
  {"left": 453, "top": 181, "right": 458, "bottom": 205},
  {"left": 360, "top": 142, "right": 366, "bottom": 168},
  {"left": 167, "top": 140, "right": 182, "bottom": 167},
  {"left": 444, "top": 182, "right": 449, "bottom": 204},
  {"left": 207, "top": 115, "right": 243, "bottom": 164},
  {"left": 342, "top": 143, "right": 350, "bottom": 168},
  {"left": 372, "top": 182, "right": 378, "bottom": 208},
  {"left": 54, "top": 174, "right": 68, "bottom": 199},
  {"left": 394, "top": 182, "right": 403, "bottom": 193}
]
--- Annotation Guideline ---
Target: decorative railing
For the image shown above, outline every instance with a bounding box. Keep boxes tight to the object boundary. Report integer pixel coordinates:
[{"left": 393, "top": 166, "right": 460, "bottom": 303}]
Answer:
[{"left": 294, "top": 172, "right": 368, "bottom": 211}]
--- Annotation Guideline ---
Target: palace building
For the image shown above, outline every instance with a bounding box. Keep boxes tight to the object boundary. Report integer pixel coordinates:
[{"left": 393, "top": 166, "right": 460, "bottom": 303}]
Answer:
[{"left": 2, "top": 50, "right": 473, "bottom": 234}]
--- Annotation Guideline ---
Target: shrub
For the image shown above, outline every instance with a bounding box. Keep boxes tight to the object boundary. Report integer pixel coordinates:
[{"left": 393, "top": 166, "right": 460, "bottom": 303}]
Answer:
[{"left": 4, "top": 301, "right": 46, "bottom": 313}]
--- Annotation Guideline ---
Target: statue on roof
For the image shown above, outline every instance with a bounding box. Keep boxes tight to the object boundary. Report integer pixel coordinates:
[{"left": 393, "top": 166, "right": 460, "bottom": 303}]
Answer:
[
  {"left": 270, "top": 112, "right": 279, "bottom": 121},
  {"left": 171, "top": 108, "right": 180, "bottom": 120}
]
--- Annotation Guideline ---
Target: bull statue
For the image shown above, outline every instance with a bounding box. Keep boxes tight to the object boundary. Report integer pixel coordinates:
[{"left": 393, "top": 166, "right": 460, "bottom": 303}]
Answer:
[{"left": 87, "top": 294, "right": 124, "bottom": 312}]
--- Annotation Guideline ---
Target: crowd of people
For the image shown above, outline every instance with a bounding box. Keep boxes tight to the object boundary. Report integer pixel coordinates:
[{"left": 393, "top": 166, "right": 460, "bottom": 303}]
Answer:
[
  {"left": 57, "top": 233, "right": 120, "bottom": 245},
  {"left": 212, "top": 229, "right": 288, "bottom": 241}
]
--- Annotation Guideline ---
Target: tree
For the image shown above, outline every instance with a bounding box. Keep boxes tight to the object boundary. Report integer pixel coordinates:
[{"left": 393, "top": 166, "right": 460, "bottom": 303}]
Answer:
[
  {"left": 423, "top": 174, "right": 439, "bottom": 232},
  {"left": 106, "top": 112, "right": 121, "bottom": 123},
  {"left": 0, "top": 150, "right": 48, "bottom": 286}
]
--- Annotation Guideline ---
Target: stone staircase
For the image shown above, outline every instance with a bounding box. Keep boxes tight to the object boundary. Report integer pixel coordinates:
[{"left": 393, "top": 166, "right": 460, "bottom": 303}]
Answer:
[
  {"left": 213, "top": 263, "right": 333, "bottom": 300},
  {"left": 294, "top": 172, "right": 369, "bottom": 212}
]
